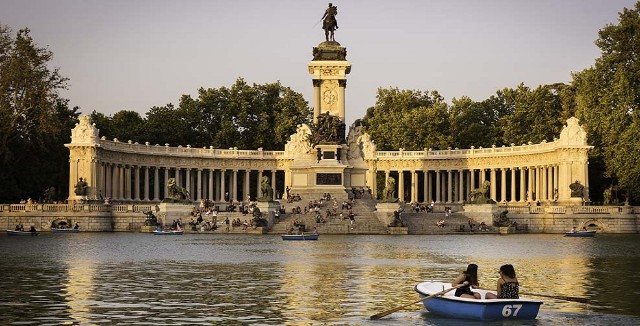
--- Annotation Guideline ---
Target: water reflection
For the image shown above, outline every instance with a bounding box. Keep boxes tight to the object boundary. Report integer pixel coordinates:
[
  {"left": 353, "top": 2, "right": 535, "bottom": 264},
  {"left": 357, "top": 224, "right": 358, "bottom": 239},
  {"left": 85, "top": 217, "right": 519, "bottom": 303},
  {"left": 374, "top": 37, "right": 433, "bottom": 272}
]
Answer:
[{"left": 0, "top": 233, "right": 638, "bottom": 325}]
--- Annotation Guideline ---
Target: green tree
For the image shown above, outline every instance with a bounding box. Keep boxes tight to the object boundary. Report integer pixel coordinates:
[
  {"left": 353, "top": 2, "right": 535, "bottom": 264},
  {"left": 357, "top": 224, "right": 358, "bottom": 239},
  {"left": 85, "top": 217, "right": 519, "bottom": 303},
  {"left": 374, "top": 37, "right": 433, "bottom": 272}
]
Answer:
[
  {"left": 497, "top": 83, "right": 569, "bottom": 146},
  {"left": 449, "top": 96, "right": 504, "bottom": 149},
  {"left": 362, "top": 87, "right": 451, "bottom": 151},
  {"left": 0, "top": 26, "right": 77, "bottom": 201},
  {"left": 573, "top": 2, "right": 640, "bottom": 203}
]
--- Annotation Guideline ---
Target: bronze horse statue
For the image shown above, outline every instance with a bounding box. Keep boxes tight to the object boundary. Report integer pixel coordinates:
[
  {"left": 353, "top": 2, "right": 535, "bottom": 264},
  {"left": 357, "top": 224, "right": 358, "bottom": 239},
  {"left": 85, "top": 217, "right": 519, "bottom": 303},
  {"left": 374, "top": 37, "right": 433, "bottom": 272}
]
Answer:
[{"left": 322, "top": 3, "right": 338, "bottom": 42}]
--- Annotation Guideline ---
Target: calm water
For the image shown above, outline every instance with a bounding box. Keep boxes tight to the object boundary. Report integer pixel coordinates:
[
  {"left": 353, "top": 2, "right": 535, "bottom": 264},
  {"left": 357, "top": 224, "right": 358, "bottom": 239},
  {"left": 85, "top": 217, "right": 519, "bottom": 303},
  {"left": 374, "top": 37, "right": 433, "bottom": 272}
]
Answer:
[{"left": 0, "top": 233, "right": 639, "bottom": 325}]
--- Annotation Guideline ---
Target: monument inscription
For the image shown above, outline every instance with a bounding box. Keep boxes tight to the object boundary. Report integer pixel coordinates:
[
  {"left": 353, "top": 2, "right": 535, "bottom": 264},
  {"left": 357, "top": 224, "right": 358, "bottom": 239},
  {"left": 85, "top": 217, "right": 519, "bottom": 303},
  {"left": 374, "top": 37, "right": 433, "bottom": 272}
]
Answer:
[{"left": 316, "top": 173, "right": 342, "bottom": 185}]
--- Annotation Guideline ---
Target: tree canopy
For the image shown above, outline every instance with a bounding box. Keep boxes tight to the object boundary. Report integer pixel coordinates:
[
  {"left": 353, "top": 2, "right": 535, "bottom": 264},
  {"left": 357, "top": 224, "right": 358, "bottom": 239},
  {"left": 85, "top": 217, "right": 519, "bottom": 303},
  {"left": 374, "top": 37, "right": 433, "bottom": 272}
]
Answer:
[
  {"left": 0, "top": 26, "right": 78, "bottom": 201},
  {"left": 573, "top": 2, "right": 640, "bottom": 203},
  {"left": 92, "top": 79, "right": 311, "bottom": 151}
]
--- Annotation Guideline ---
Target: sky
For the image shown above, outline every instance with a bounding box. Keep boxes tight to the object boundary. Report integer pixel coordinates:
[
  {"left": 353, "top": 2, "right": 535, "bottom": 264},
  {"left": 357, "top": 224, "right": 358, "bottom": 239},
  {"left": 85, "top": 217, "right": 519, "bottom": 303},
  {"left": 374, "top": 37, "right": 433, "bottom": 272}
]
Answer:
[{"left": 1, "top": 0, "right": 636, "bottom": 127}]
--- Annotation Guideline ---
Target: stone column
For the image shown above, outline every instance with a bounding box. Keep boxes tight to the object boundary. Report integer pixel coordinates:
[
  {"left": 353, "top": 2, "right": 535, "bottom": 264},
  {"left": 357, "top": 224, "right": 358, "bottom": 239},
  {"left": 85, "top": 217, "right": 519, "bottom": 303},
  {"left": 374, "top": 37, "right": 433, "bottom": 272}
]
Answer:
[
  {"left": 534, "top": 166, "right": 540, "bottom": 201},
  {"left": 208, "top": 169, "right": 214, "bottom": 201},
  {"left": 220, "top": 169, "right": 226, "bottom": 202},
  {"left": 435, "top": 170, "right": 441, "bottom": 203},
  {"left": 257, "top": 170, "right": 263, "bottom": 199},
  {"left": 124, "top": 165, "right": 131, "bottom": 200},
  {"left": 490, "top": 168, "right": 496, "bottom": 201},
  {"left": 541, "top": 166, "right": 548, "bottom": 201},
  {"left": 232, "top": 170, "right": 238, "bottom": 202},
  {"left": 244, "top": 169, "right": 251, "bottom": 201},
  {"left": 553, "top": 165, "right": 560, "bottom": 200},
  {"left": 271, "top": 170, "right": 277, "bottom": 200},
  {"left": 520, "top": 168, "right": 526, "bottom": 202},
  {"left": 163, "top": 167, "right": 169, "bottom": 201},
  {"left": 398, "top": 170, "right": 404, "bottom": 202},
  {"left": 528, "top": 167, "right": 534, "bottom": 202},
  {"left": 470, "top": 169, "right": 476, "bottom": 192},
  {"left": 118, "top": 165, "right": 125, "bottom": 200},
  {"left": 500, "top": 168, "right": 506, "bottom": 202},
  {"left": 447, "top": 170, "right": 453, "bottom": 203},
  {"left": 312, "top": 79, "right": 321, "bottom": 124},
  {"left": 175, "top": 168, "right": 181, "bottom": 189},
  {"left": 410, "top": 170, "right": 417, "bottom": 202},
  {"left": 152, "top": 167, "right": 158, "bottom": 201},
  {"left": 510, "top": 168, "right": 516, "bottom": 203},
  {"left": 458, "top": 169, "right": 464, "bottom": 203},
  {"left": 197, "top": 168, "right": 202, "bottom": 201},
  {"left": 185, "top": 168, "right": 191, "bottom": 199},
  {"left": 143, "top": 166, "right": 149, "bottom": 201},
  {"left": 134, "top": 166, "right": 141, "bottom": 201}
]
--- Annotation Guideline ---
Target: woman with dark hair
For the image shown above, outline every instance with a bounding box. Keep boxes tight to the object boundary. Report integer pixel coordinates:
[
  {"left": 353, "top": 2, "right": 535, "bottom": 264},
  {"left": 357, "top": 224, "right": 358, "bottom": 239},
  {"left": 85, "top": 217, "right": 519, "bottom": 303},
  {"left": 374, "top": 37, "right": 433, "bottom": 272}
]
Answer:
[
  {"left": 486, "top": 264, "right": 519, "bottom": 299},
  {"left": 452, "top": 264, "right": 481, "bottom": 299}
]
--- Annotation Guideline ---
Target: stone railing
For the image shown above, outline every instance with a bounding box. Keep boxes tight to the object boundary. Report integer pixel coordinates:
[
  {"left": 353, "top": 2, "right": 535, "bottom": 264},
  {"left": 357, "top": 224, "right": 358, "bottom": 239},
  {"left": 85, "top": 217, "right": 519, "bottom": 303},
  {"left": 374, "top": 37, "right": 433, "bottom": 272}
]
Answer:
[
  {"left": 99, "top": 140, "right": 284, "bottom": 159},
  {"left": 375, "top": 140, "right": 562, "bottom": 160},
  {"left": 571, "top": 206, "right": 623, "bottom": 214},
  {"left": 0, "top": 203, "right": 632, "bottom": 215},
  {"left": 1, "top": 204, "right": 152, "bottom": 213},
  {"left": 503, "top": 206, "right": 530, "bottom": 214}
]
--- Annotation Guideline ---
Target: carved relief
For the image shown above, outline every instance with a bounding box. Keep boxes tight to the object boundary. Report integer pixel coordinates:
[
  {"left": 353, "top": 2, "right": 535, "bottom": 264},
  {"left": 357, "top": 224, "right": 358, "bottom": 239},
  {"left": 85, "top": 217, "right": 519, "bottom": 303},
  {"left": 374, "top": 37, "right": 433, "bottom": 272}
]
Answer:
[
  {"left": 284, "top": 124, "right": 312, "bottom": 158},
  {"left": 320, "top": 80, "right": 339, "bottom": 115}
]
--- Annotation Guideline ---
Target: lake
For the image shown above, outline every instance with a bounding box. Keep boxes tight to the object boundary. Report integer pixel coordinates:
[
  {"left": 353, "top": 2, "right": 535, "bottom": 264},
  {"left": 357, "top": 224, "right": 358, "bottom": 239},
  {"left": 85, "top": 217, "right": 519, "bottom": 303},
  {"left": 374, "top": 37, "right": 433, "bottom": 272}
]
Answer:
[{"left": 1, "top": 232, "right": 639, "bottom": 325}]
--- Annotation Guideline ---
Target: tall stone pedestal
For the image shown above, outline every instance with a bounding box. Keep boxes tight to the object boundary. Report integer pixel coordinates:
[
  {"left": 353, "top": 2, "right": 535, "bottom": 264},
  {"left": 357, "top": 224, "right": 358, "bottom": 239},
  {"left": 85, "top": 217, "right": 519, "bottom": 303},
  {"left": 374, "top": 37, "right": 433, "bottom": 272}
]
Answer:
[
  {"left": 158, "top": 203, "right": 193, "bottom": 226},
  {"left": 256, "top": 201, "right": 281, "bottom": 229}
]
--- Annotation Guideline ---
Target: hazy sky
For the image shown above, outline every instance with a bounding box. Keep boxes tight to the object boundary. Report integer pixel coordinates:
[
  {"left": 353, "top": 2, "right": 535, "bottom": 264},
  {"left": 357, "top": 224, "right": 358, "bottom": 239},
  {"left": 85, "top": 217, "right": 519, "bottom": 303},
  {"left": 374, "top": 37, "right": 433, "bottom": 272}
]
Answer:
[{"left": 1, "top": 0, "right": 636, "bottom": 127}]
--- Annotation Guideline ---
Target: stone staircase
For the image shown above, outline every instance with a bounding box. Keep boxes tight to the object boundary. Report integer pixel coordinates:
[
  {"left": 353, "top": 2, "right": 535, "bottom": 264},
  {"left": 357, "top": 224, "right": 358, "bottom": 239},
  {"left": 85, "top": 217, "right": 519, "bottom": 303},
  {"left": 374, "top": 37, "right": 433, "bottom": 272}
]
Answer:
[
  {"left": 267, "top": 195, "right": 389, "bottom": 235},
  {"left": 402, "top": 211, "right": 479, "bottom": 234}
]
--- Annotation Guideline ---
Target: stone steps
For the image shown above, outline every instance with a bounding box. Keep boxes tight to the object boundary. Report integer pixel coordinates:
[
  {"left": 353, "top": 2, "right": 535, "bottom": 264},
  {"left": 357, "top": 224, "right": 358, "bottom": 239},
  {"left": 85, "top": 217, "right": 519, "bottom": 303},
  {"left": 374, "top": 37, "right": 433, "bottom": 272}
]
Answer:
[{"left": 268, "top": 194, "right": 388, "bottom": 234}]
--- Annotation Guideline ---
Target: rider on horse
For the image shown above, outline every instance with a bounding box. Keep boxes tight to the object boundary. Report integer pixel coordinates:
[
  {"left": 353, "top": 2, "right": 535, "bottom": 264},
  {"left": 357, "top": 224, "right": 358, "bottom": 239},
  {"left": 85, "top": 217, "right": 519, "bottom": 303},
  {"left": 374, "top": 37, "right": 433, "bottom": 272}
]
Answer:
[{"left": 322, "top": 3, "right": 338, "bottom": 42}]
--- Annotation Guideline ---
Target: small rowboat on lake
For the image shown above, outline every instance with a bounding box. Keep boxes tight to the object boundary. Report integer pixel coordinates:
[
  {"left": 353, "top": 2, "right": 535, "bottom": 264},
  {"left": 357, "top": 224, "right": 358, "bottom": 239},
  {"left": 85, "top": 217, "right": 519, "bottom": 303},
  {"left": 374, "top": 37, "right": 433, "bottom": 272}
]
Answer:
[
  {"left": 564, "top": 230, "right": 596, "bottom": 237},
  {"left": 6, "top": 230, "right": 39, "bottom": 236},
  {"left": 153, "top": 230, "right": 184, "bottom": 235},
  {"left": 415, "top": 281, "right": 543, "bottom": 321},
  {"left": 281, "top": 234, "right": 319, "bottom": 241},
  {"left": 51, "top": 228, "right": 80, "bottom": 234}
]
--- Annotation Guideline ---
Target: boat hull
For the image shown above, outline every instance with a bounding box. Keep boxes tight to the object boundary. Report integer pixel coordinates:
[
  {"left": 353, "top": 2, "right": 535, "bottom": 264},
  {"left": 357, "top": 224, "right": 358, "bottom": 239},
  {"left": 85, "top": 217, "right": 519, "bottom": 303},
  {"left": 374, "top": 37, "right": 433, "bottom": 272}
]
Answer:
[
  {"left": 6, "top": 230, "right": 39, "bottom": 236},
  {"left": 153, "top": 230, "right": 184, "bottom": 235},
  {"left": 51, "top": 229, "right": 80, "bottom": 234},
  {"left": 415, "top": 281, "right": 542, "bottom": 321},
  {"left": 564, "top": 231, "right": 596, "bottom": 237},
  {"left": 281, "top": 234, "right": 319, "bottom": 241}
]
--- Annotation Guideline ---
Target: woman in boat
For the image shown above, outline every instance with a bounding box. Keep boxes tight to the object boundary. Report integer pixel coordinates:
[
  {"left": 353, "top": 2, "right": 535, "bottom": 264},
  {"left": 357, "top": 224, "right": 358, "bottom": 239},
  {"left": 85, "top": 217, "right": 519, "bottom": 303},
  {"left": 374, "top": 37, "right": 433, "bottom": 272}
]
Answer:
[
  {"left": 452, "top": 264, "right": 481, "bottom": 299},
  {"left": 486, "top": 264, "right": 519, "bottom": 299}
]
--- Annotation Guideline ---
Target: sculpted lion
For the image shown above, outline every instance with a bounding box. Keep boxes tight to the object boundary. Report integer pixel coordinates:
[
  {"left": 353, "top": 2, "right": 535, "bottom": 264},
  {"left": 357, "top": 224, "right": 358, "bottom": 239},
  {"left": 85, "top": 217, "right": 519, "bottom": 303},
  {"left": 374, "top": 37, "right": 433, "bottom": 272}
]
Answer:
[{"left": 167, "top": 178, "right": 190, "bottom": 201}]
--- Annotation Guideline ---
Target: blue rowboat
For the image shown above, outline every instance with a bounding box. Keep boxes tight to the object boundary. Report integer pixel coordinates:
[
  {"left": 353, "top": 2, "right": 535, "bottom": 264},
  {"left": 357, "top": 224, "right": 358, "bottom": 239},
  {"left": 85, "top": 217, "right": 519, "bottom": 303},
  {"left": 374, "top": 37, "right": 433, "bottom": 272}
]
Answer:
[
  {"left": 415, "top": 281, "right": 542, "bottom": 321},
  {"left": 6, "top": 230, "right": 39, "bottom": 236},
  {"left": 51, "top": 228, "right": 80, "bottom": 234},
  {"left": 564, "top": 230, "right": 596, "bottom": 237},
  {"left": 281, "top": 234, "right": 319, "bottom": 241}
]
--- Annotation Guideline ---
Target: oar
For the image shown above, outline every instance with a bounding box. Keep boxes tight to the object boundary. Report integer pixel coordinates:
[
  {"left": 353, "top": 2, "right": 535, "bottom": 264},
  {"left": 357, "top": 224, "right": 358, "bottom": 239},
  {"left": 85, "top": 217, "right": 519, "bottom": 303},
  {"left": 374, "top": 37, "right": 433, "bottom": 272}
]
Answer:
[
  {"left": 478, "top": 288, "right": 590, "bottom": 304},
  {"left": 520, "top": 291, "right": 589, "bottom": 303},
  {"left": 370, "top": 283, "right": 464, "bottom": 320}
]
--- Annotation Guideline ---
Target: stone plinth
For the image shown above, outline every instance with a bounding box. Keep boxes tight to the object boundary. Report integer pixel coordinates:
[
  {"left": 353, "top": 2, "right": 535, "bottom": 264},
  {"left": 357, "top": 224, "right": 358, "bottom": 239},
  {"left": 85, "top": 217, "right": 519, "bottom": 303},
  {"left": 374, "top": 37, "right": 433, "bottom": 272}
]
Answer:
[
  {"left": 158, "top": 203, "right": 193, "bottom": 226},
  {"left": 461, "top": 204, "right": 497, "bottom": 225},
  {"left": 255, "top": 201, "right": 281, "bottom": 229},
  {"left": 375, "top": 202, "right": 401, "bottom": 226}
]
